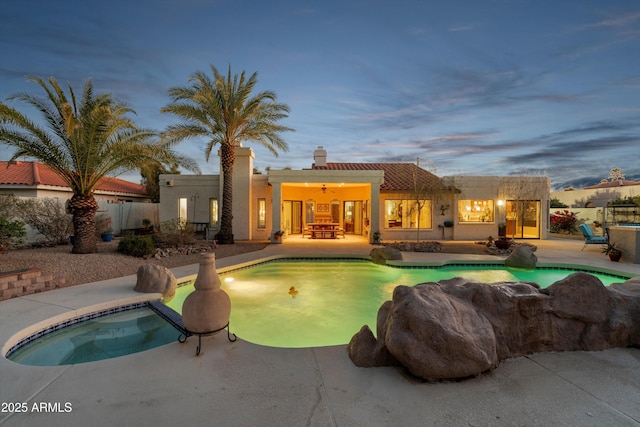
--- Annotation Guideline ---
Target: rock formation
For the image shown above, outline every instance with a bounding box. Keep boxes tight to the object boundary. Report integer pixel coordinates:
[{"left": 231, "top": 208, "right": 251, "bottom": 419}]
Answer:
[
  {"left": 348, "top": 272, "right": 640, "bottom": 380},
  {"left": 505, "top": 245, "right": 537, "bottom": 269},
  {"left": 134, "top": 264, "right": 177, "bottom": 301},
  {"left": 369, "top": 246, "right": 403, "bottom": 265}
]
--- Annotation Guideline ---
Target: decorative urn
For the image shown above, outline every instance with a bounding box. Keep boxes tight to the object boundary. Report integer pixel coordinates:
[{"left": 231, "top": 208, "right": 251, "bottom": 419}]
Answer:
[{"left": 182, "top": 253, "right": 231, "bottom": 334}]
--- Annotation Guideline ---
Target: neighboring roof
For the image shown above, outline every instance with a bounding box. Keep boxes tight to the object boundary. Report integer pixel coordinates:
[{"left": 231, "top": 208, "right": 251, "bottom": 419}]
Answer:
[
  {"left": 0, "top": 161, "right": 147, "bottom": 196},
  {"left": 312, "top": 162, "right": 460, "bottom": 193},
  {"left": 583, "top": 180, "right": 640, "bottom": 190}
]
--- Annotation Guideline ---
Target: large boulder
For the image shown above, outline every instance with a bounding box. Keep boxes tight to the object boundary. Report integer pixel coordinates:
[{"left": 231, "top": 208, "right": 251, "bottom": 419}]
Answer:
[
  {"left": 134, "top": 264, "right": 177, "bottom": 301},
  {"left": 505, "top": 245, "right": 537, "bottom": 269},
  {"left": 369, "top": 246, "right": 402, "bottom": 265},
  {"left": 383, "top": 284, "right": 499, "bottom": 379},
  {"left": 348, "top": 273, "right": 640, "bottom": 381}
]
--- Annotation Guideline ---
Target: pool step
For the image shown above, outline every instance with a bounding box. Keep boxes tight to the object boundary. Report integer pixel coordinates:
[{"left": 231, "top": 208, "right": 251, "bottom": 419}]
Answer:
[
  {"left": 146, "top": 300, "right": 236, "bottom": 356},
  {"left": 146, "top": 300, "right": 191, "bottom": 338}
]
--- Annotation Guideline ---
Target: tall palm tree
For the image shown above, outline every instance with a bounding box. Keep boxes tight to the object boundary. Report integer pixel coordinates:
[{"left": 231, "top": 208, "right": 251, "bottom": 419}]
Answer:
[
  {"left": 161, "top": 65, "right": 293, "bottom": 244},
  {"left": 0, "top": 76, "right": 199, "bottom": 254}
]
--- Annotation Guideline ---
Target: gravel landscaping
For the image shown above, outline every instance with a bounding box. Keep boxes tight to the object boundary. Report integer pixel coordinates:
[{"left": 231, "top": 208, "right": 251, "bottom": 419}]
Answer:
[{"left": 0, "top": 239, "right": 269, "bottom": 288}]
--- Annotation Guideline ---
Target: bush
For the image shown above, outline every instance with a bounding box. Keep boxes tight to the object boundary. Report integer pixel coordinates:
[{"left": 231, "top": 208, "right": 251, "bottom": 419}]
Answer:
[
  {"left": 95, "top": 213, "right": 113, "bottom": 237},
  {"left": 155, "top": 218, "right": 195, "bottom": 247},
  {"left": 549, "top": 197, "right": 568, "bottom": 208},
  {"left": 16, "top": 198, "right": 73, "bottom": 244},
  {"left": 550, "top": 210, "right": 578, "bottom": 234},
  {"left": 117, "top": 235, "right": 155, "bottom": 257},
  {"left": 0, "top": 216, "right": 27, "bottom": 250},
  {"left": 0, "top": 194, "right": 20, "bottom": 219}
]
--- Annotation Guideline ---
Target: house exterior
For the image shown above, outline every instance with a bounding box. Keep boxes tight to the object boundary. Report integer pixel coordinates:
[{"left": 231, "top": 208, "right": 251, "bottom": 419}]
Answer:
[
  {"left": 159, "top": 146, "right": 550, "bottom": 243},
  {"left": 552, "top": 180, "right": 640, "bottom": 209},
  {"left": 0, "top": 161, "right": 157, "bottom": 239},
  {"left": 0, "top": 161, "right": 151, "bottom": 202},
  {"left": 550, "top": 180, "right": 640, "bottom": 227}
]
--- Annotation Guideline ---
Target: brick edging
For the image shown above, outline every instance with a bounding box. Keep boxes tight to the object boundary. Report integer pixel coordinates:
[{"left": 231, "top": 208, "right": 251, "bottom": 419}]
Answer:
[{"left": 0, "top": 268, "right": 66, "bottom": 301}]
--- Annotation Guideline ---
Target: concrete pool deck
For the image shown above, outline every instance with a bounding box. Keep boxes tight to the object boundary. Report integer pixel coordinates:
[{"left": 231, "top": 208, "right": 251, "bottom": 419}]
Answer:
[{"left": 1, "top": 237, "right": 639, "bottom": 426}]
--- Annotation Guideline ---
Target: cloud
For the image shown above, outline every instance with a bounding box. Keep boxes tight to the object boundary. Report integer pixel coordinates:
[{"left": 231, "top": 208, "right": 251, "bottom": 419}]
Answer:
[
  {"left": 575, "top": 10, "right": 640, "bottom": 31},
  {"left": 449, "top": 25, "right": 474, "bottom": 32}
]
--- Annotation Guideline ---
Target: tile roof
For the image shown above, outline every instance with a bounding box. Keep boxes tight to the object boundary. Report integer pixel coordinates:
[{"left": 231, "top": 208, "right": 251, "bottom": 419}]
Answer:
[
  {"left": 312, "top": 162, "right": 459, "bottom": 193},
  {"left": 584, "top": 180, "right": 640, "bottom": 189},
  {"left": 0, "top": 161, "right": 148, "bottom": 196}
]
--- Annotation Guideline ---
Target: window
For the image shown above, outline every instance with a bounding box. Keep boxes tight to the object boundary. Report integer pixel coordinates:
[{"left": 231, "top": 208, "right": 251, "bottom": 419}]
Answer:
[
  {"left": 179, "top": 198, "right": 187, "bottom": 221},
  {"left": 458, "top": 200, "right": 494, "bottom": 223},
  {"left": 209, "top": 198, "right": 218, "bottom": 226},
  {"left": 384, "top": 199, "right": 432, "bottom": 229},
  {"left": 305, "top": 200, "right": 315, "bottom": 224},
  {"left": 257, "top": 198, "right": 266, "bottom": 229}
]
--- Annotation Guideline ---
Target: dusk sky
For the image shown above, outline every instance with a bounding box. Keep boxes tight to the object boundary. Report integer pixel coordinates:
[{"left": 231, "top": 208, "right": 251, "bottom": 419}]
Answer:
[{"left": 1, "top": 0, "right": 639, "bottom": 189}]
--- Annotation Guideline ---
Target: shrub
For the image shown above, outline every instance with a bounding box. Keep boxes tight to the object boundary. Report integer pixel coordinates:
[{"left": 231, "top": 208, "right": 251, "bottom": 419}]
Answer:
[
  {"left": 16, "top": 198, "right": 73, "bottom": 244},
  {"left": 155, "top": 218, "right": 195, "bottom": 247},
  {"left": 95, "top": 213, "right": 113, "bottom": 237},
  {"left": 117, "top": 235, "right": 155, "bottom": 257},
  {"left": 549, "top": 198, "right": 568, "bottom": 208},
  {"left": 0, "top": 216, "right": 27, "bottom": 250},
  {"left": 0, "top": 194, "right": 20, "bottom": 219},
  {"left": 550, "top": 210, "right": 578, "bottom": 234}
]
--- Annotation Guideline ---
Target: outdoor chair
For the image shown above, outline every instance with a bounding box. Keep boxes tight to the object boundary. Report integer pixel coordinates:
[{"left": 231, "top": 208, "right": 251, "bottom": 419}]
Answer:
[{"left": 578, "top": 223, "right": 608, "bottom": 250}]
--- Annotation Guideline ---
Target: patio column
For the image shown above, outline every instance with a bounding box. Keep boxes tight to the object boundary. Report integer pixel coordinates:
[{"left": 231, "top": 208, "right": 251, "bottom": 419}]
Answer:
[
  {"left": 369, "top": 183, "right": 380, "bottom": 243},
  {"left": 271, "top": 182, "right": 283, "bottom": 243}
]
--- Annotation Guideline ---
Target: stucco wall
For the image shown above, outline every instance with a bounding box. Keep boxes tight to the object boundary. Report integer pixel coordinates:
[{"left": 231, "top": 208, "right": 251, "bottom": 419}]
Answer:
[
  {"left": 159, "top": 174, "right": 219, "bottom": 225},
  {"left": 446, "top": 176, "right": 550, "bottom": 240},
  {"left": 551, "top": 185, "right": 640, "bottom": 208}
]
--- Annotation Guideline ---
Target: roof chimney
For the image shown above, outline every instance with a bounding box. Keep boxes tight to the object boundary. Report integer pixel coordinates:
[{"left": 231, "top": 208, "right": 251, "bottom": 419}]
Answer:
[{"left": 314, "top": 146, "right": 327, "bottom": 167}]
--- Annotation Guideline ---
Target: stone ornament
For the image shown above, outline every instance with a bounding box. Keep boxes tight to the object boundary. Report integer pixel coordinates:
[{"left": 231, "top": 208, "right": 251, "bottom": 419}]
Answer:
[{"left": 182, "top": 253, "right": 231, "bottom": 335}]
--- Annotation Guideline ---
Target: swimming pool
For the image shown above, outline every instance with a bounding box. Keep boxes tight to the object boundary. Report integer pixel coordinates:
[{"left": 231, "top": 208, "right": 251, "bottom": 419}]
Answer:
[
  {"left": 165, "top": 258, "right": 634, "bottom": 348},
  {"left": 6, "top": 258, "right": 634, "bottom": 363}
]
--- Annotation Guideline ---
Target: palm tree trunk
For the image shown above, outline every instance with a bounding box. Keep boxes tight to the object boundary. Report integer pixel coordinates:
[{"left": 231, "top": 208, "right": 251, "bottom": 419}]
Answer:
[
  {"left": 66, "top": 194, "right": 99, "bottom": 254},
  {"left": 218, "top": 144, "right": 235, "bottom": 244}
]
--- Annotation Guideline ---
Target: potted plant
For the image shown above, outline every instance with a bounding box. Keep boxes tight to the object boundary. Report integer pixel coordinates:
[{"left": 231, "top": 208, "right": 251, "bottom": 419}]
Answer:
[
  {"left": 272, "top": 230, "right": 284, "bottom": 243},
  {"left": 602, "top": 242, "right": 622, "bottom": 262},
  {"left": 494, "top": 236, "right": 512, "bottom": 250},
  {"left": 372, "top": 231, "right": 381, "bottom": 244},
  {"left": 101, "top": 227, "right": 114, "bottom": 242}
]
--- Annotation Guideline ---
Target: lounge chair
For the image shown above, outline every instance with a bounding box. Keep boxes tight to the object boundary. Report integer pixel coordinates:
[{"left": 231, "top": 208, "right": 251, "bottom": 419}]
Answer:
[{"left": 578, "top": 224, "right": 607, "bottom": 250}]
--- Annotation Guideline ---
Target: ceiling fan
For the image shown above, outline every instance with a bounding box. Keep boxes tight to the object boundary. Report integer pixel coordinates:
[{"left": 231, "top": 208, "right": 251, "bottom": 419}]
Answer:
[{"left": 314, "top": 184, "right": 335, "bottom": 194}]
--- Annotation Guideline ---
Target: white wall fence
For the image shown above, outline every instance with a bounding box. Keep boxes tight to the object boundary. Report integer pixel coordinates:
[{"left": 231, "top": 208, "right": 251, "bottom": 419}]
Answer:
[
  {"left": 97, "top": 201, "right": 160, "bottom": 235},
  {"left": 19, "top": 199, "right": 159, "bottom": 243}
]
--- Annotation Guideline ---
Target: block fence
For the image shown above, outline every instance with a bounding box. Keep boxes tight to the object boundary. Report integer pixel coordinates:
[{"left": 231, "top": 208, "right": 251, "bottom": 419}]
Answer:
[{"left": 0, "top": 268, "right": 65, "bottom": 301}]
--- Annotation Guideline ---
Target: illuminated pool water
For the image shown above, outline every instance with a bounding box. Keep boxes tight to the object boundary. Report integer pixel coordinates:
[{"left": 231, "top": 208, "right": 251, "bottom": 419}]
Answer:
[{"left": 165, "top": 259, "right": 633, "bottom": 348}]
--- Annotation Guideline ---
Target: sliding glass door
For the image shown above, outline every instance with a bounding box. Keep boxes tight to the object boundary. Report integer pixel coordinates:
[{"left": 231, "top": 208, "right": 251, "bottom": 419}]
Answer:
[{"left": 506, "top": 200, "right": 540, "bottom": 239}]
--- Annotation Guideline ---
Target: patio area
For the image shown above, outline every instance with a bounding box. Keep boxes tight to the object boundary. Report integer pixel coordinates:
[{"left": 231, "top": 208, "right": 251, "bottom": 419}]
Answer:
[{"left": 1, "top": 237, "right": 639, "bottom": 426}]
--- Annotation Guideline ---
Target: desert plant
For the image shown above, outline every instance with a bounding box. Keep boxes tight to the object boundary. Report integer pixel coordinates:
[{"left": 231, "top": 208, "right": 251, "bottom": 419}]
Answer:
[
  {"left": 0, "top": 76, "right": 199, "bottom": 254},
  {"left": 601, "top": 242, "right": 622, "bottom": 256},
  {"left": 161, "top": 65, "right": 293, "bottom": 244},
  {"left": 0, "top": 216, "right": 27, "bottom": 250},
  {"left": 154, "top": 218, "right": 195, "bottom": 247},
  {"left": 601, "top": 242, "right": 622, "bottom": 262},
  {"left": 117, "top": 235, "right": 155, "bottom": 257},
  {"left": 16, "top": 198, "right": 73, "bottom": 244}
]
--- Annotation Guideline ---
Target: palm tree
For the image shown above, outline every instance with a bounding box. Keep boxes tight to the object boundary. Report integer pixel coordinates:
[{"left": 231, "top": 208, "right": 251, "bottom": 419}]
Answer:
[
  {"left": 0, "top": 76, "right": 199, "bottom": 254},
  {"left": 161, "top": 65, "right": 293, "bottom": 244}
]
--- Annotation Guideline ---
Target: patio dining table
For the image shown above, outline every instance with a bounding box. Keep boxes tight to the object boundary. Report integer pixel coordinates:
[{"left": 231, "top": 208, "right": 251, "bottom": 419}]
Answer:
[{"left": 307, "top": 223, "right": 340, "bottom": 239}]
